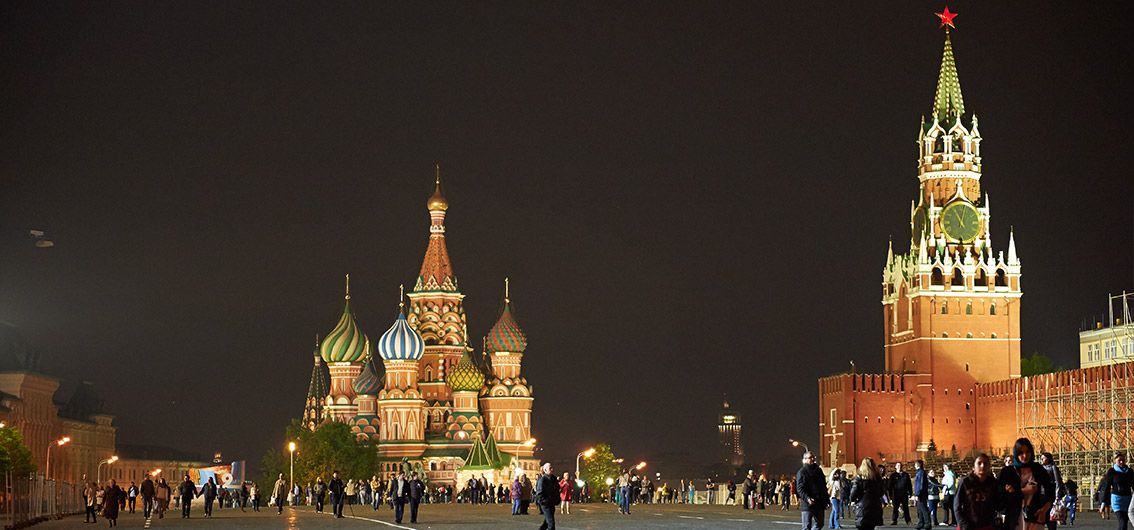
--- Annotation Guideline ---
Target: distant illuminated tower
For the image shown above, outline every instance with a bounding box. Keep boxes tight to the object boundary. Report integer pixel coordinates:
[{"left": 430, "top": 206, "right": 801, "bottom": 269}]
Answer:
[{"left": 718, "top": 398, "right": 744, "bottom": 468}]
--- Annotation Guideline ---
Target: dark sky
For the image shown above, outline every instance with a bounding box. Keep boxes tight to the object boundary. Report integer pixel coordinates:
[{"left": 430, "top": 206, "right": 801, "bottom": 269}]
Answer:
[{"left": 2, "top": 2, "right": 1132, "bottom": 473}]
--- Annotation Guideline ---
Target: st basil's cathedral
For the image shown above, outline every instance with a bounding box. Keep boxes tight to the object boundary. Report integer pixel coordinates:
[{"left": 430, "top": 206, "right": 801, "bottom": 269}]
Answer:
[{"left": 300, "top": 171, "right": 537, "bottom": 482}]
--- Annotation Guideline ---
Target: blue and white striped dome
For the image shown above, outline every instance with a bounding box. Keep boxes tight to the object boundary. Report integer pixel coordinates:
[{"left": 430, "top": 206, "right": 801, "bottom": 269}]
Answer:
[{"left": 378, "top": 310, "right": 425, "bottom": 361}]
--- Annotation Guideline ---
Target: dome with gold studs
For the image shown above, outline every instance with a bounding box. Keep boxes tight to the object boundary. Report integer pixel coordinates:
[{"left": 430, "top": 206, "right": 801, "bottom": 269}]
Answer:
[{"left": 447, "top": 351, "right": 484, "bottom": 392}]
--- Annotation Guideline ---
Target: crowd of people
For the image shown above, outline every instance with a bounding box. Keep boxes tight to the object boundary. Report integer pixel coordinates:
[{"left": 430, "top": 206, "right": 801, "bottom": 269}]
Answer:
[{"left": 790, "top": 438, "right": 1134, "bottom": 530}]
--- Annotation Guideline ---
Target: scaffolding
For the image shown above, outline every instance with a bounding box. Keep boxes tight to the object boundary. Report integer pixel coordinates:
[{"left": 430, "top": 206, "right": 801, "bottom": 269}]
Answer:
[{"left": 1017, "top": 292, "right": 1134, "bottom": 495}]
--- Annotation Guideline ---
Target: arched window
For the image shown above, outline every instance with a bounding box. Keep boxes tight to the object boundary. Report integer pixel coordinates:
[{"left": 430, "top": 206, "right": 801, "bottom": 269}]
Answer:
[
  {"left": 995, "top": 269, "right": 1007, "bottom": 287},
  {"left": 931, "top": 268, "right": 944, "bottom": 286},
  {"left": 942, "top": 332, "right": 949, "bottom": 338},
  {"left": 965, "top": 301, "right": 973, "bottom": 314},
  {"left": 966, "top": 332, "right": 973, "bottom": 338},
  {"left": 952, "top": 268, "right": 964, "bottom": 286},
  {"left": 965, "top": 363, "right": 970, "bottom": 372},
  {"left": 890, "top": 416, "right": 895, "bottom": 423},
  {"left": 976, "top": 268, "right": 988, "bottom": 286},
  {"left": 941, "top": 302, "right": 949, "bottom": 314},
  {"left": 990, "top": 303, "right": 997, "bottom": 315}
]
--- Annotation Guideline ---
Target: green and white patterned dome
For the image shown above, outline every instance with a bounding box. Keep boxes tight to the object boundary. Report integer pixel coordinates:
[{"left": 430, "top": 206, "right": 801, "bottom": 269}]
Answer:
[{"left": 320, "top": 275, "right": 369, "bottom": 364}]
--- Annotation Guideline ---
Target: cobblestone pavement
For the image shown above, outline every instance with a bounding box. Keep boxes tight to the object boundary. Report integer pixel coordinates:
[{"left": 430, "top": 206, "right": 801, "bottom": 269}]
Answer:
[{"left": 34, "top": 504, "right": 1121, "bottom": 530}]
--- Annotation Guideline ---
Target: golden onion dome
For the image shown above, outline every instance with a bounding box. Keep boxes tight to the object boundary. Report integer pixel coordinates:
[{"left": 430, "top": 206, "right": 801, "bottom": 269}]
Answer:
[{"left": 427, "top": 166, "right": 448, "bottom": 212}]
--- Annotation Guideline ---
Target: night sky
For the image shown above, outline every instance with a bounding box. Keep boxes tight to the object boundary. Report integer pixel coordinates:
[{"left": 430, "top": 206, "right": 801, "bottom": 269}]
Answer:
[{"left": 2, "top": 2, "right": 1131, "bottom": 473}]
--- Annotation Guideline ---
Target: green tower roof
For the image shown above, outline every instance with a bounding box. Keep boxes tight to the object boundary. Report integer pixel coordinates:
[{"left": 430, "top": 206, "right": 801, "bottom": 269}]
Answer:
[{"left": 933, "top": 29, "right": 965, "bottom": 122}]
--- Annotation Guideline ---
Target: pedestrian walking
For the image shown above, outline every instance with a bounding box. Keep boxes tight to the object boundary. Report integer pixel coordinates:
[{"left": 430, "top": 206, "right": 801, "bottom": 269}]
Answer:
[
  {"left": 927, "top": 469, "right": 941, "bottom": 527},
  {"left": 102, "top": 480, "right": 122, "bottom": 527},
  {"left": 126, "top": 482, "right": 137, "bottom": 514},
  {"left": 797, "top": 450, "right": 829, "bottom": 530},
  {"left": 409, "top": 471, "right": 425, "bottom": 523},
  {"left": 329, "top": 471, "right": 346, "bottom": 518},
  {"left": 390, "top": 471, "right": 410, "bottom": 524},
  {"left": 273, "top": 473, "right": 289, "bottom": 515},
  {"left": 954, "top": 453, "right": 1000, "bottom": 530},
  {"left": 140, "top": 476, "right": 155, "bottom": 518},
  {"left": 313, "top": 477, "right": 326, "bottom": 513},
  {"left": 727, "top": 480, "right": 737, "bottom": 506},
  {"left": 1065, "top": 480, "right": 1079, "bottom": 526},
  {"left": 618, "top": 470, "right": 632, "bottom": 514},
  {"left": 1099, "top": 452, "right": 1133, "bottom": 530},
  {"left": 249, "top": 482, "right": 261, "bottom": 512},
  {"left": 537, "top": 463, "right": 560, "bottom": 530},
  {"left": 84, "top": 482, "right": 99, "bottom": 523},
  {"left": 1039, "top": 452, "right": 1066, "bottom": 530},
  {"left": 370, "top": 475, "right": 383, "bottom": 510},
  {"left": 888, "top": 463, "right": 913, "bottom": 525},
  {"left": 521, "top": 473, "right": 534, "bottom": 514},
  {"left": 998, "top": 437, "right": 1054, "bottom": 530},
  {"left": 850, "top": 457, "right": 884, "bottom": 530},
  {"left": 155, "top": 478, "right": 171, "bottom": 519},
  {"left": 511, "top": 474, "right": 523, "bottom": 515},
  {"left": 200, "top": 477, "right": 218, "bottom": 518},
  {"left": 178, "top": 474, "right": 196, "bottom": 518}
]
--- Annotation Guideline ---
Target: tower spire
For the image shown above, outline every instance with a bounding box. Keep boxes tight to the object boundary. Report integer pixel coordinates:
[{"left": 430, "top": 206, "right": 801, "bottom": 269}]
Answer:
[
  {"left": 345, "top": 274, "right": 351, "bottom": 300},
  {"left": 933, "top": 8, "right": 965, "bottom": 123}
]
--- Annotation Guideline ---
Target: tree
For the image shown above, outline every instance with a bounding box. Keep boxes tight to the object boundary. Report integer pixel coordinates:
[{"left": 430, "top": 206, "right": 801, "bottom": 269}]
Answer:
[
  {"left": 260, "top": 420, "right": 378, "bottom": 487},
  {"left": 0, "top": 427, "right": 36, "bottom": 477},
  {"left": 578, "top": 443, "right": 621, "bottom": 500},
  {"left": 1020, "top": 352, "right": 1060, "bottom": 376}
]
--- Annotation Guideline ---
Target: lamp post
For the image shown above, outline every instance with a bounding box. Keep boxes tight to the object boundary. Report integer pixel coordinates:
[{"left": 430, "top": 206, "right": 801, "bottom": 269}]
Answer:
[
  {"left": 44, "top": 436, "right": 71, "bottom": 481},
  {"left": 575, "top": 448, "right": 595, "bottom": 478},
  {"left": 97, "top": 456, "right": 119, "bottom": 484},
  {"left": 635, "top": 461, "right": 647, "bottom": 471},
  {"left": 788, "top": 438, "right": 810, "bottom": 452},
  {"left": 288, "top": 442, "right": 296, "bottom": 488}
]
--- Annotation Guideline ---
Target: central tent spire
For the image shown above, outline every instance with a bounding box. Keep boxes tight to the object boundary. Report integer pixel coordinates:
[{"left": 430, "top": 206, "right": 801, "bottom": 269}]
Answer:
[{"left": 933, "top": 7, "right": 965, "bottom": 122}]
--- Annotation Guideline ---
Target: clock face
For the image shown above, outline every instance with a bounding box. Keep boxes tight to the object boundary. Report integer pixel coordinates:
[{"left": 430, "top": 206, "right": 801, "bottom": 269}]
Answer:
[
  {"left": 911, "top": 207, "right": 927, "bottom": 241},
  {"left": 941, "top": 201, "right": 980, "bottom": 243}
]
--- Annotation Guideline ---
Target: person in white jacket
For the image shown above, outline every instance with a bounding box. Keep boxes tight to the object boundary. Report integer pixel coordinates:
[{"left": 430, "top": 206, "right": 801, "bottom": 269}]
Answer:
[{"left": 940, "top": 464, "right": 957, "bottom": 526}]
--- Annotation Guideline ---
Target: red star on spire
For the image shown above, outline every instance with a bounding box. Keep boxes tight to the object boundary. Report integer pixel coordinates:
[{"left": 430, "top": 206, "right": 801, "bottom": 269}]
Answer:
[{"left": 936, "top": 6, "right": 958, "bottom": 29}]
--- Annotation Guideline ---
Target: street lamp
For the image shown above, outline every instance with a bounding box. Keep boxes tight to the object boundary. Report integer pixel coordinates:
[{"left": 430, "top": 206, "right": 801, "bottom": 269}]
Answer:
[
  {"left": 635, "top": 461, "right": 647, "bottom": 471},
  {"left": 150, "top": 469, "right": 162, "bottom": 478},
  {"left": 44, "top": 436, "right": 71, "bottom": 481},
  {"left": 789, "top": 438, "right": 810, "bottom": 452},
  {"left": 97, "top": 456, "right": 119, "bottom": 483},
  {"left": 575, "top": 447, "right": 595, "bottom": 477},
  {"left": 288, "top": 442, "right": 297, "bottom": 488}
]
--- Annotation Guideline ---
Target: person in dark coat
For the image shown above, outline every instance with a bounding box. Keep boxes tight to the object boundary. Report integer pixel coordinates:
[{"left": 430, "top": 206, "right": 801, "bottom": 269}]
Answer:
[
  {"left": 743, "top": 471, "right": 756, "bottom": 510},
  {"left": 140, "top": 476, "right": 155, "bottom": 518},
  {"left": 408, "top": 471, "right": 425, "bottom": 524},
  {"left": 390, "top": 471, "right": 410, "bottom": 524},
  {"left": 889, "top": 462, "right": 913, "bottom": 525},
  {"left": 914, "top": 460, "right": 931, "bottom": 530},
  {"left": 102, "top": 479, "right": 123, "bottom": 527},
  {"left": 850, "top": 457, "right": 885, "bottom": 530},
  {"left": 999, "top": 437, "right": 1054, "bottom": 530},
  {"left": 328, "top": 470, "right": 346, "bottom": 518},
  {"left": 796, "top": 451, "right": 829, "bottom": 530},
  {"left": 1098, "top": 452, "right": 1133, "bottom": 530},
  {"left": 955, "top": 453, "right": 1001, "bottom": 530},
  {"left": 178, "top": 474, "right": 196, "bottom": 518},
  {"left": 313, "top": 477, "right": 327, "bottom": 513},
  {"left": 537, "top": 463, "right": 561, "bottom": 530},
  {"left": 200, "top": 477, "right": 218, "bottom": 517}
]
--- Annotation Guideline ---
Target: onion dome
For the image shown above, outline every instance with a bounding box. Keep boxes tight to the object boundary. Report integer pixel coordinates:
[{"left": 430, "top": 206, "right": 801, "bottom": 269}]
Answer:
[
  {"left": 378, "top": 299, "right": 425, "bottom": 361},
  {"left": 320, "top": 275, "right": 369, "bottom": 363},
  {"left": 352, "top": 354, "right": 383, "bottom": 395},
  {"left": 447, "top": 351, "right": 484, "bottom": 392},
  {"left": 486, "top": 279, "right": 527, "bottom": 353},
  {"left": 427, "top": 166, "right": 448, "bottom": 212}
]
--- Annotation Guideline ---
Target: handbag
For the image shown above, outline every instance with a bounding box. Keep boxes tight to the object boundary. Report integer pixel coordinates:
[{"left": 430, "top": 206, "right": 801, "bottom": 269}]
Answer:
[{"left": 1049, "top": 498, "right": 1068, "bottom": 523}]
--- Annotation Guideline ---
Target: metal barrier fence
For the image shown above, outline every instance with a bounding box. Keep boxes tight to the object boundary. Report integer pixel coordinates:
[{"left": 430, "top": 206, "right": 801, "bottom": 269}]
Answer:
[{"left": 2, "top": 473, "right": 84, "bottom": 529}]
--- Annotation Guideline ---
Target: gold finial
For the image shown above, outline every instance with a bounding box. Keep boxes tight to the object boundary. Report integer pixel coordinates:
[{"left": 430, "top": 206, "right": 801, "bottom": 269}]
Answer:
[
  {"left": 427, "top": 164, "right": 448, "bottom": 212},
  {"left": 504, "top": 277, "right": 510, "bottom": 304},
  {"left": 398, "top": 284, "right": 405, "bottom": 311},
  {"left": 345, "top": 274, "right": 351, "bottom": 300}
]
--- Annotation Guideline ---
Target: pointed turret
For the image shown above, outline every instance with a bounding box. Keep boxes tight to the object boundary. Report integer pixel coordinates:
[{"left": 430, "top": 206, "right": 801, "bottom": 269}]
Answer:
[
  {"left": 1008, "top": 228, "right": 1020, "bottom": 266},
  {"left": 303, "top": 334, "right": 331, "bottom": 429},
  {"left": 486, "top": 278, "right": 528, "bottom": 354},
  {"left": 415, "top": 166, "right": 458, "bottom": 293},
  {"left": 933, "top": 28, "right": 965, "bottom": 123}
]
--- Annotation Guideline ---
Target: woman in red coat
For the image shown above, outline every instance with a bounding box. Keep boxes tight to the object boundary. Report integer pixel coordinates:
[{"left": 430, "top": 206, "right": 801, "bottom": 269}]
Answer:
[{"left": 559, "top": 473, "right": 574, "bottom": 515}]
